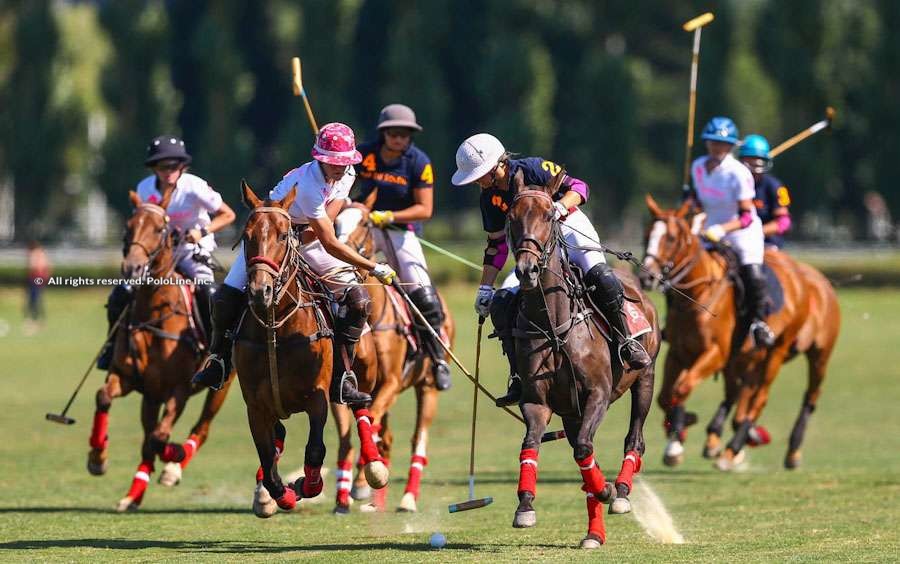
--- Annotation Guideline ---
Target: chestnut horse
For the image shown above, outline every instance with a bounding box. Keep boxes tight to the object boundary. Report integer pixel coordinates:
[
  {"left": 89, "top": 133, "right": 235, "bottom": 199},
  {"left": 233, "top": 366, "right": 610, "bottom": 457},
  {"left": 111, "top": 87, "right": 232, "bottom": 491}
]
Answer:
[
  {"left": 234, "top": 182, "right": 386, "bottom": 518},
  {"left": 641, "top": 195, "right": 835, "bottom": 470},
  {"left": 507, "top": 171, "right": 660, "bottom": 548},
  {"left": 329, "top": 207, "right": 454, "bottom": 513},
  {"left": 88, "top": 189, "right": 234, "bottom": 512}
]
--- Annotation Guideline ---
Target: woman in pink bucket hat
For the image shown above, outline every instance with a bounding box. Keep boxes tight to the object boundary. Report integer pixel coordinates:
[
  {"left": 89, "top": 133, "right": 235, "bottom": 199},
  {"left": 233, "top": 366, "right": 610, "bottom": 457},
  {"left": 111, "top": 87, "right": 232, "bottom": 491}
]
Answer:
[{"left": 195, "top": 123, "right": 396, "bottom": 407}]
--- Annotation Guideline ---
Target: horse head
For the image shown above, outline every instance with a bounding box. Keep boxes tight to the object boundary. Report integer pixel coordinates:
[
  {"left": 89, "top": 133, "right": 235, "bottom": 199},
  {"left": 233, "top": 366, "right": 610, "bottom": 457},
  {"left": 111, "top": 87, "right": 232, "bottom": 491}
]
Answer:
[
  {"left": 336, "top": 205, "right": 375, "bottom": 259},
  {"left": 122, "top": 189, "right": 174, "bottom": 280},
  {"left": 508, "top": 169, "right": 564, "bottom": 291},
  {"left": 640, "top": 194, "right": 701, "bottom": 291},
  {"left": 241, "top": 179, "right": 297, "bottom": 312}
]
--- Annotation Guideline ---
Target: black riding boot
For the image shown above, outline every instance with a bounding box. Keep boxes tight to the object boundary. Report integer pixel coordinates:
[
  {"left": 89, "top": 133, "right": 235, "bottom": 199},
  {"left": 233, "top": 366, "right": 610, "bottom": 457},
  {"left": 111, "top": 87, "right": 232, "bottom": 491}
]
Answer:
[
  {"left": 491, "top": 289, "right": 522, "bottom": 407},
  {"left": 195, "top": 283, "right": 215, "bottom": 346},
  {"left": 586, "top": 264, "right": 651, "bottom": 370},
  {"left": 330, "top": 286, "right": 373, "bottom": 407},
  {"left": 409, "top": 286, "right": 451, "bottom": 391},
  {"left": 740, "top": 264, "right": 775, "bottom": 347},
  {"left": 192, "top": 284, "right": 244, "bottom": 390},
  {"left": 97, "top": 284, "right": 133, "bottom": 370}
]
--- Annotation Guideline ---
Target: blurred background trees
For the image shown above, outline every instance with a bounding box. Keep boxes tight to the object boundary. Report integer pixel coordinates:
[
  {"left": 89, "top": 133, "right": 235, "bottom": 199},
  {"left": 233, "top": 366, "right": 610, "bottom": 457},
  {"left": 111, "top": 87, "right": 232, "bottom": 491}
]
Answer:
[{"left": 0, "top": 0, "right": 897, "bottom": 244}]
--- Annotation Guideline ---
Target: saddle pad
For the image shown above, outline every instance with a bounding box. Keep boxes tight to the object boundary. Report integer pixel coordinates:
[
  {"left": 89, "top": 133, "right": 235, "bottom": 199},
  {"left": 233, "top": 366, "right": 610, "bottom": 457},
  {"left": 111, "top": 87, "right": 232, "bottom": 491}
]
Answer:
[
  {"left": 594, "top": 300, "right": 652, "bottom": 341},
  {"left": 763, "top": 263, "right": 785, "bottom": 316}
]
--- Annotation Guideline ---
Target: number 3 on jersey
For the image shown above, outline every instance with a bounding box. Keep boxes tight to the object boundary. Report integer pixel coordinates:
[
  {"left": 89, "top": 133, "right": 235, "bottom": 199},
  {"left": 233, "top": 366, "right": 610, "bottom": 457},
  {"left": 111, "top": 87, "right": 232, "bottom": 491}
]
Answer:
[{"left": 541, "top": 160, "right": 561, "bottom": 176}]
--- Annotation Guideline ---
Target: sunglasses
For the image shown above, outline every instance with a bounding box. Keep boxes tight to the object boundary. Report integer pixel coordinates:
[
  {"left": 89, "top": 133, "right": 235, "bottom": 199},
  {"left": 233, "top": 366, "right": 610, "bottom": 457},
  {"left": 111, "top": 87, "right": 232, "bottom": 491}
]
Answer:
[{"left": 384, "top": 129, "right": 413, "bottom": 139}]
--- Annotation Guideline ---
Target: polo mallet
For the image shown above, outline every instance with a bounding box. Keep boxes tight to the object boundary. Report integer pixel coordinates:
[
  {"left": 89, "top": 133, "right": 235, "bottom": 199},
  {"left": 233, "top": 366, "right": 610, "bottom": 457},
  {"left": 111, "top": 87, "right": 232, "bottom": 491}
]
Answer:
[
  {"left": 681, "top": 12, "right": 715, "bottom": 192},
  {"left": 291, "top": 56, "right": 319, "bottom": 134},
  {"left": 768, "top": 107, "right": 836, "bottom": 158},
  {"left": 46, "top": 306, "right": 129, "bottom": 425},
  {"left": 448, "top": 315, "right": 493, "bottom": 513}
]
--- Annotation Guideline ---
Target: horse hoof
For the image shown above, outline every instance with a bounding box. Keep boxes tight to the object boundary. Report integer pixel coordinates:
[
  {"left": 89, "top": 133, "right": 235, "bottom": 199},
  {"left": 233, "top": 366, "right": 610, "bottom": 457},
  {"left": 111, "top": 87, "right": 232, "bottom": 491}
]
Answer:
[
  {"left": 597, "top": 482, "right": 616, "bottom": 504},
  {"left": 351, "top": 484, "right": 372, "bottom": 501},
  {"left": 610, "top": 497, "right": 632, "bottom": 515},
  {"left": 364, "top": 460, "right": 389, "bottom": 490},
  {"left": 252, "top": 483, "right": 278, "bottom": 518},
  {"left": 115, "top": 496, "right": 138, "bottom": 513},
  {"left": 359, "top": 502, "right": 380, "bottom": 513},
  {"left": 580, "top": 534, "right": 604, "bottom": 549},
  {"left": 784, "top": 450, "right": 802, "bottom": 469},
  {"left": 397, "top": 492, "right": 418, "bottom": 513},
  {"left": 702, "top": 443, "right": 723, "bottom": 459},
  {"left": 158, "top": 462, "right": 182, "bottom": 487},
  {"left": 333, "top": 504, "right": 351, "bottom": 515},
  {"left": 663, "top": 440, "right": 684, "bottom": 467},
  {"left": 513, "top": 510, "right": 536, "bottom": 528},
  {"left": 87, "top": 450, "right": 108, "bottom": 476},
  {"left": 715, "top": 450, "right": 745, "bottom": 472}
]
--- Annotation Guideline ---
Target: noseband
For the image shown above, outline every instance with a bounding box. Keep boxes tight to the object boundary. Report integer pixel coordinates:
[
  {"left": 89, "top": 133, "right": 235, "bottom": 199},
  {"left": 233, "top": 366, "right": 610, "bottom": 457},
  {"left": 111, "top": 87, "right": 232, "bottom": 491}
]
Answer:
[
  {"left": 125, "top": 203, "right": 172, "bottom": 276},
  {"left": 512, "top": 190, "right": 558, "bottom": 268}
]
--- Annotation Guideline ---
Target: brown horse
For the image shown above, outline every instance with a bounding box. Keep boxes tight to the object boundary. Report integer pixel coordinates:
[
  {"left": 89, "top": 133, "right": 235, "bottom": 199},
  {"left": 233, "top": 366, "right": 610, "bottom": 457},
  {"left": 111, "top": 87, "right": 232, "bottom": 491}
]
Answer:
[
  {"left": 87, "top": 190, "right": 234, "bottom": 512},
  {"left": 507, "top": 171, "right": 660, "bottom": 548},
  {"left": 329, "top": 207, "right": 454, "bottom": 513},
  {"left": 641, "top": 195, "right": 835, "bottom": 470},
  {"left": 234, "top": 182, "right": 387, "bottom": 518}
]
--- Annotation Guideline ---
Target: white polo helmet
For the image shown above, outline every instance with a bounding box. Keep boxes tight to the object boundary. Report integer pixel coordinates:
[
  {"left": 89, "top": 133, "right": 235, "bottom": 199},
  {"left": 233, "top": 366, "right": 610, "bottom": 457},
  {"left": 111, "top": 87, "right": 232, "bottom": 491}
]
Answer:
[{"left": 451, "top": 133, "right": 506, "bottom": 186}]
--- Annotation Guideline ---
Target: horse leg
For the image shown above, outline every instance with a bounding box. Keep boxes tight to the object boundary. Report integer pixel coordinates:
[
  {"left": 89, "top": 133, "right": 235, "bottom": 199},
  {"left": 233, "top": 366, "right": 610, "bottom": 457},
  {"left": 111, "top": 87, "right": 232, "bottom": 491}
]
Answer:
[
  {"left": 513, "top": 402, "right": 551, "bottom": 529},
  {"left": 610, "top": 370, "right": 654, "bottom": 515},
  {"left": 786, "top": 346, "right": 831, "bottom": 469},
  {"left": 161, "top": 371, "right": 236, "bottom": 486},
  {"left": 252, "top": 420, "right": 286, "bottom": 518},
  {"left": 248, "top": 407, "right": 293, "bottom": 514},
  {"left": 704, "top": 368, "right": 740, "bottom": 459},
  {"left": 398, "top": 384, "right": 437, "bottom": 513},
  {"left": 153, "top": 387, "right": 191, "bottom": 487},
  {"left": 87, "top": 372, "right": 132, "bottom": 476},
  {"left": 354, "top": 406, "right": 389, "bottom": 491},
  {"left": 116, "top": 396, "right": 160, "bottom": 512},
  {"left": 572, "top": 392, "right": 612, "bottom": 549},
  {"left": 295, "top": 396, "right": 328, "bottom": 500},
  {"left": 330, "top": 402, "right": 355, "bottom": 514}
]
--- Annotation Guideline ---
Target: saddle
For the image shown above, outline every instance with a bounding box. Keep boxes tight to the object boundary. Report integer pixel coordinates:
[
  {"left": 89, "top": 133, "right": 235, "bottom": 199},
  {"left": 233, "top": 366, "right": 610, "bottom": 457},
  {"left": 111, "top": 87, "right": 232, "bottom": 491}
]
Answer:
[{"left": 708, "top": 243, "right": 784, "bottom": 318}]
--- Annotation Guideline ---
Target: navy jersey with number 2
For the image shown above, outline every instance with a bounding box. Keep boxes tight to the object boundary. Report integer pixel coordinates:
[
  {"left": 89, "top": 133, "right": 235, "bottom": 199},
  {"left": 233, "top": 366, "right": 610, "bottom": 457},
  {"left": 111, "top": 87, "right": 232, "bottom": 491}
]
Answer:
[{"left": 480, "top": 157, "right": 566, "bottom": 233}]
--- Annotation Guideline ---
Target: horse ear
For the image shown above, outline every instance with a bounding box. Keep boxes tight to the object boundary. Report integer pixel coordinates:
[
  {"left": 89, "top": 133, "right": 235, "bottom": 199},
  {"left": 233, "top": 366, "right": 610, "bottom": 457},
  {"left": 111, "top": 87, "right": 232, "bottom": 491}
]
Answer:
[
  {"left": 241, "top": 179, "right": 262, "bottom": 209},
  {"left": 645, "top": 194, "right": 663, "bottom": 217},
  {"left": 158, "top": 187, "right": 174, "bottom": 210},
  {"left": 513, "top": 168, "right": 526, "bottom": 191},
  {"left": 128, "top": 190, "right": 142, "bottom": 209},
  {"left": 278, "top": 183, "right": 297, "bottom": 211},
  {"left": 675, "top": 198, "right": 692, "bottom": 218}
]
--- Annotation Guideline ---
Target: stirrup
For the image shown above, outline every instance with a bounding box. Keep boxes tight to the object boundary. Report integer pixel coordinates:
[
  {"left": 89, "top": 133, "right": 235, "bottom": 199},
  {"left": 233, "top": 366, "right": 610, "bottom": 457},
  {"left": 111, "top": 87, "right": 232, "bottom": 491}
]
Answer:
[
  {"left": 335, "top": 370, "right": 371, "bottom": 407},
  {"left": 750, "top": 321, "right": 775, "bottom": 347},
  {"left": 617, "top": 338, "right": 650, "bottom": 370},
  {"left": 193, "top": 355, "right": 227, "bottom": 391}
]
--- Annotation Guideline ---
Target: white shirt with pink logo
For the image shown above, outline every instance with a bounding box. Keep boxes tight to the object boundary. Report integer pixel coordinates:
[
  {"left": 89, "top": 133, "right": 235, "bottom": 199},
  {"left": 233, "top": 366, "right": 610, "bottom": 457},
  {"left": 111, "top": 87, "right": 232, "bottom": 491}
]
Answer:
[
  {"left": 268, "top": 161, "right": 355, "bottom": 225},
  {"left": 136, "top": 173, "right": 223, "bottom": 252}
]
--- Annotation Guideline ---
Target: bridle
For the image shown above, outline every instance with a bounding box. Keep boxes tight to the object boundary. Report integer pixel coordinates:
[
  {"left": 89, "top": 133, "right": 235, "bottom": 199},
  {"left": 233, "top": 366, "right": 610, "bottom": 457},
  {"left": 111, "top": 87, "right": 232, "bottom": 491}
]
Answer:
[
  {"left": 643, "top": 216, "right": 716, "bottom": 291},
  {"left": 511, "top": 190, "right": 559, "bottom": 272},
  {"left": 125, "top": 203, "right": 175, "bottom": 279}
]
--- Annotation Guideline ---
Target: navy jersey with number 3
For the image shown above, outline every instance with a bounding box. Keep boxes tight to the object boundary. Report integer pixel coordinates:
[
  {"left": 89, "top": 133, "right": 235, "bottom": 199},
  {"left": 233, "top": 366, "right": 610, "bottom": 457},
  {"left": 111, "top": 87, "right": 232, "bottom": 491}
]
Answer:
[
  {"left": 480, "top": 157, "right": 565, "bottom": 233},
  {"left": 753, "top": 173, "right": 791, "bottom": 248}
]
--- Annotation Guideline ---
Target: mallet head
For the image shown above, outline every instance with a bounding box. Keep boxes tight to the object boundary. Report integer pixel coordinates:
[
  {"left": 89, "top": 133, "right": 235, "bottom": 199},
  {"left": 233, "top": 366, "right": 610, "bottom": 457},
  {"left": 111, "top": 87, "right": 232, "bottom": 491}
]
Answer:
[
  {"left": 448, "top": 497, "right": 493, "bottom": 513},
  {"left": 825, "top": 106, "right": 836, "bottom": 126},
  {"left": 291, "top": 57, "right": 303, "bottom": 96},
  {"left": 683, "top": 12, "right": 715, "bottom": 32},
  {"left": 46, "top": 413, "right": 76, "bottom": 425}
]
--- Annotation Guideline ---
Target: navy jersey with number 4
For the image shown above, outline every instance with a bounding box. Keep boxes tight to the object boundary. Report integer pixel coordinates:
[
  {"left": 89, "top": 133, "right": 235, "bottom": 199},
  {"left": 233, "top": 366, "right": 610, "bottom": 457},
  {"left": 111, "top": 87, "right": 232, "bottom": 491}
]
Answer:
[
  {"left": 753, "top": 173, "right": 791, "bottom": 248},
  {"left": 480, "top": 157, "right": 566, "bottom": 233},
  {"left": 354, "top": 140, "right": 434, "bottom": 214}
]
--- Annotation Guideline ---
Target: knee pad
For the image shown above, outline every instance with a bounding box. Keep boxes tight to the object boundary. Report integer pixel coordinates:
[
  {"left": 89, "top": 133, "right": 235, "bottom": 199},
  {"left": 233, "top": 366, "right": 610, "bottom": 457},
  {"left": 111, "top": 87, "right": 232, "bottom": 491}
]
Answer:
[
  {"left": 586, "top": 264, "right": 623, "bottom": 311},
  {"left": 336, "top": 286, "right": 371, "bottom": 343}
]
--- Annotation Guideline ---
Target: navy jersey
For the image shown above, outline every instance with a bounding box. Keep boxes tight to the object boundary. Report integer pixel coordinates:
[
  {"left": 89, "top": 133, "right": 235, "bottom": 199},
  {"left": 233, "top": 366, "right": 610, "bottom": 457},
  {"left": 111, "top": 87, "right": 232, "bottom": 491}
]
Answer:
[
  {"left": 480, "top": 157, "right": 566, "bottom": 233},
  {"left": 354, "top": 140, "right": 434, "bottom": 214},
  {"left": 753, "top": 173, "right": 791, "bottom": 248}
]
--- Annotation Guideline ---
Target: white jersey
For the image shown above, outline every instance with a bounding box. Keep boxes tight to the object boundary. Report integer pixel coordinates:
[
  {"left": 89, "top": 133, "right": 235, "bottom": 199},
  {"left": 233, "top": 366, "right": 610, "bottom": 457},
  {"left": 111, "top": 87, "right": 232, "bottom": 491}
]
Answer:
[
  {"left": 269, "top": 161, "right": 355, "bottom": 225},
  {"left": 691, "top": 154, "right": 756, "bottom": 226},
  {"left": 136, "top": 173, "right": 223, "bottom": 251}
]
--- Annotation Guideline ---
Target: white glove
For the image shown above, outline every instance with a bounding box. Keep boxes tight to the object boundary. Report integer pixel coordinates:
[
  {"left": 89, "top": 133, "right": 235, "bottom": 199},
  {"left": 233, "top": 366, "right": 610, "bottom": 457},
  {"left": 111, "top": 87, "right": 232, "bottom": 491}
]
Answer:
[
  {"left": 474, "top": 285, "right": 495, "bottom": 317},
  {"left": 703, "top": 224, "right": 726, "bottom": 243},
  {"left": 371, "top": 263, "right": 397, "bottom": 284},
  {"left": 553, "top": 201, "right": 570, "bottom": 220}
]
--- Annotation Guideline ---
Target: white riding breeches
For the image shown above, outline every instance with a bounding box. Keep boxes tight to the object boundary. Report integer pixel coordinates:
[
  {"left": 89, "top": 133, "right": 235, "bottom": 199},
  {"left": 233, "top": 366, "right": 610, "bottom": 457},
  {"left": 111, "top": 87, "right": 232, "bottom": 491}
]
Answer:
[
  {"left": 372, "top": 227, "right": 432, "bottom": 288},
  {"left": 723, "top": 218, "right": 764, "bottom": 265},
  {"left": 174, "top": 242, "right": 215, "bottom": 283},
  {"left": 224, "top": 240, "right": 358, "bottom": 294}
]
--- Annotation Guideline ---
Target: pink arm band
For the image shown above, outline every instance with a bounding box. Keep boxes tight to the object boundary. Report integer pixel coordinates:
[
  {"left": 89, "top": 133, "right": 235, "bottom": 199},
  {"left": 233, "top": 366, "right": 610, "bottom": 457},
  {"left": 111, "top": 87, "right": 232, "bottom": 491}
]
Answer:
[
  {"left": 739, "top": 210, "right": 753, "bottom": 229},
  {"left": 483, "top": 236, "right": 509, "bottom": 270},
  {"left": 775, "top": 214, "right": 792, "bottom": 235},
  {"left": 562, "top": 175, "right": 589, "bottom": 203}
]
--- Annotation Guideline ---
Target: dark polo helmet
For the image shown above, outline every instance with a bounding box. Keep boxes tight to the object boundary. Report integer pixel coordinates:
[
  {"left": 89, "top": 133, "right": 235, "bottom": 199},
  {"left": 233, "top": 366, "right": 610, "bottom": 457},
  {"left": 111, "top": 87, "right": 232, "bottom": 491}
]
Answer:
[
  {"left": 376, "top": 104, "right": 422, "bottom": 131},
  {"left": 145, "top": 135, "right": 192, "bottom": 166}
]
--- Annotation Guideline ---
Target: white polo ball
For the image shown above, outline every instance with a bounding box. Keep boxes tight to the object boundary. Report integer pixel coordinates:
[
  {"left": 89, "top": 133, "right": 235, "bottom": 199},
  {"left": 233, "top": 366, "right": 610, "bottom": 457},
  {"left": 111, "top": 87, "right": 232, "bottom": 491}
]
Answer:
[{"left": 429, "top": 532, "right": 446, "bottom": 549}]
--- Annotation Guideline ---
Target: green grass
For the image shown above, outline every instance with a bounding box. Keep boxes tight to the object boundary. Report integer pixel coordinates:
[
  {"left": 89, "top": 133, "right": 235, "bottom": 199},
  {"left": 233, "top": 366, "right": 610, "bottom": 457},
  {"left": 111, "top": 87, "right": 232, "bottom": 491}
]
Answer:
[{"left": 0, "top": 285, "right": 899, "bottom": 562}]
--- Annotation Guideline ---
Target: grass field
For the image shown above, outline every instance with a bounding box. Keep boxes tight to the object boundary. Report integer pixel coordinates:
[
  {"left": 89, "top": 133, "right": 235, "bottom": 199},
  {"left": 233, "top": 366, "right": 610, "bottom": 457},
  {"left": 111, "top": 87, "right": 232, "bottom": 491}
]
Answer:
[{"left": 1, "top": 285, "right": 899, "bottom": 562}]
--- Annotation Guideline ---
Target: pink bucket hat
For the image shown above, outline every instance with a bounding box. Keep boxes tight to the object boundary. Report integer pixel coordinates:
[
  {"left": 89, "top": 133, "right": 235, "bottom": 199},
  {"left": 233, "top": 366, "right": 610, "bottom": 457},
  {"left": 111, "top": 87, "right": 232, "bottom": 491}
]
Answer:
[{"left": 311, "top": 122, "right": 362, "bottom": 166}]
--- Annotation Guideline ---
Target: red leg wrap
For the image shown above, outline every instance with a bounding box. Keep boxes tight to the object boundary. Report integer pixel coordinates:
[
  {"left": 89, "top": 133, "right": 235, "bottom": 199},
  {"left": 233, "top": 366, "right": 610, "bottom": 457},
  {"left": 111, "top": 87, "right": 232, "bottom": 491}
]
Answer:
[
  {"left": 89, "top": 411, "right": 109, "bottom": 450},
  {"left": 276, "top": 485, "right": 297, "bottom": 510},
  {"left": 586, "top": 493, "right": 607, "bottom": 543},
  {"left": 372, "top": 481, "right": 388, "bottom": 510},
  {"left": 354, "top": 409, "right": 381, "bottom": 464},
  {"left": 335, "top": 459, "right": 352, "bottom": 506},
  {"left": 517, "top": 448, "right": 539, "bottom": 495},
  {"left": 404, "top": 454, "right": 428, "bottom": 497},
  {"left": 160, "top": 443, "right": 185, "bottom": 463},
  {"left": 179, "top": 434, "right": 200, "bottom": 468},
  {"left": 748, "top": 425, "right": 771, "bottom": 447},
  {"left": 614, "top": 451, "right": 642, "bottom": 494},
  {"left": 125, "top": 460, "right": 154, "bottom": 503},
  {"left": 576, "top": 454, "right": 607, "bottom": 496},
  {"left": 255, "top": 438, "right": 286, "bottom": 483},
  {"left": 301, "top": 465, "right": 323, "bottom": 498}
]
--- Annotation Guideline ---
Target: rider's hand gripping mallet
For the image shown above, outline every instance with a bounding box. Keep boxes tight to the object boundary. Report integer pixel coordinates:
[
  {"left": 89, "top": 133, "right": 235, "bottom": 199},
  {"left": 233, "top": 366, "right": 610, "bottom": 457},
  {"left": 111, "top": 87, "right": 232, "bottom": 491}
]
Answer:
[
  {"left": 46, "top": 306, "right": 129, "bottom": 425},
  {"left": 681, "top": 12, "right": 715, "bottom": 193},
  {"left": 292, "top": 56, "right": 319, "bottom": 135},
  {"left": 448, "top": 315, "right": 493, "bottom": 513},
  {"left": 768, "top": 107, "right": 836, "bottom": 158}
]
